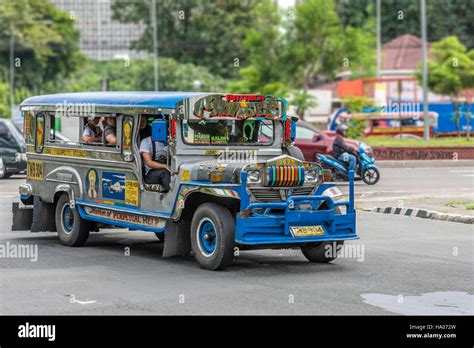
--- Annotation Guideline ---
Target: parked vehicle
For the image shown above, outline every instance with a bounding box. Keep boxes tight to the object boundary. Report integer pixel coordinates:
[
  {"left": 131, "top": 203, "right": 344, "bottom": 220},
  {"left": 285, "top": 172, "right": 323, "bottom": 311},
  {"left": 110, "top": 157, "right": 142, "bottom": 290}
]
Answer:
[
  {"left": 317, "top": 144, "right": 380, "bottom": 185},
  {"left": 12, "top": 92, "right": 357, "bottom": 270},
  {"left": 294, "top": 120, "right": 373, "bottom": 162},
  {"left": 0, "top": 119, "right": 27, "bottom": 179}
]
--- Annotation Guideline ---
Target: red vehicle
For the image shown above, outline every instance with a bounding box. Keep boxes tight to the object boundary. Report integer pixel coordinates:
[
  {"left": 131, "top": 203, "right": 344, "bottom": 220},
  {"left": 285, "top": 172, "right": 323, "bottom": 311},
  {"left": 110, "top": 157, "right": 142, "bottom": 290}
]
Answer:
[{"left": 294, "top": 121, "right": 374, "bottom": 162}]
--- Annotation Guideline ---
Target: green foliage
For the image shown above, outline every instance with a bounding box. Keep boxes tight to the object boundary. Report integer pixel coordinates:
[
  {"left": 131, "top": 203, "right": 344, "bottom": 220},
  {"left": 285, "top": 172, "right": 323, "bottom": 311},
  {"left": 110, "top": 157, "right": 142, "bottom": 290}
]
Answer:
[
  {"left": 289, "top": 90, "right": 318, "bottom": 119},
  {"left": 0, "top": 81, "right": 9, "bottom": 117},
  {"left": 415, "top": 36, "right": 474, "bottom": 135},
  {"left": 341, "top": 96, "right": 374, "bottom": 113},
  {"left": 0, "top": 0, "right": 83, "bottom": 91},
  {"left": 231, "top": 0, "right": 375, "bottom": 119},
  {"left": 47, "top": 58, "right": 226, "bottom": 93},
  {"left": 335, "top": 0, "right": 474, "bottom": 49},
  {"left": 111, "top": 0, "right": 259, "bottom": 79},
  {"left": 341, "top": 96, "right": 374, "bottom": 138}
]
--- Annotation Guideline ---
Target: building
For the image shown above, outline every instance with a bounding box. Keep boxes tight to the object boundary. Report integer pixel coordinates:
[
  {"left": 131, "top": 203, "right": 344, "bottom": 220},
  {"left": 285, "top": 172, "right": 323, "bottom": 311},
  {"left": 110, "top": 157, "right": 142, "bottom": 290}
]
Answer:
[{"left": 50, "top": 0, "right": 148, "bottom": 60}]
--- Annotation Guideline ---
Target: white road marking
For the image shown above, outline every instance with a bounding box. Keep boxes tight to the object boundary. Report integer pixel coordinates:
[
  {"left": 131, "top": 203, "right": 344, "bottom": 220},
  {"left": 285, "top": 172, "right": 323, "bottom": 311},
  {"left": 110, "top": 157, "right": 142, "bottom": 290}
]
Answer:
[{"left": 449, "top": 170, "right": 474, "bottom": 173}]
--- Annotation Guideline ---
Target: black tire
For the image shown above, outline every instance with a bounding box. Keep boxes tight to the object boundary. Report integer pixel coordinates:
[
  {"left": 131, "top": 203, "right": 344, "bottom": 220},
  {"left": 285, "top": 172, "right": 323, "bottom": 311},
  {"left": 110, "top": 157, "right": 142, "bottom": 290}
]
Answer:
[
  {"left": 300, "top": 206, "right": 344, "bottom": 263},
  {"left": 190, "top": 203, "right": 235, "bottom": 270},
  {"left": 55, "top": 194, "right": 90, "bottom": 247},
  {"left": 285, "top": 145, "right": 305, "bottom": 161},
  {"left": 301, "top": 240, "right": 345, "bottom": 263},
  {"left": 0, "top": 158, "right": 11, "bottom": 179},
  {"left": 362, "top": 167, "right": 380, "bottom": 185}
]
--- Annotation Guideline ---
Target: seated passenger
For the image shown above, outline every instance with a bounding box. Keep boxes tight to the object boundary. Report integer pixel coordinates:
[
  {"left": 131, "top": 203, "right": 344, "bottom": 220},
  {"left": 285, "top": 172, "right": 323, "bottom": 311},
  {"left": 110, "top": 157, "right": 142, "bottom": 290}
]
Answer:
[
  {"left": 103, "top": 117, "right": 117, "bottom": 145},
  {"left": 82, "top": 117, "right": 102, "bottom": 143},
  {"left": 139, "top": 135, "right": 170, "bottom": 192}
]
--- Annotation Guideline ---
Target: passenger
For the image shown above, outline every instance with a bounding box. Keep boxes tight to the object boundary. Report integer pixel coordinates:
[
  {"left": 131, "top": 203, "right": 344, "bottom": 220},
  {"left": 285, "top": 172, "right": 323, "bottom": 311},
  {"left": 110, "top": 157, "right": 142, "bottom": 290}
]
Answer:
[
  {"left": 332, "top": 124, "right": 357, "bottom": 171},
  {"left": 82, "top": 117, "right": 102, "bottom": 143},
  {"left": 139, "top": 133, "right": 170, "bottom": 192},
  {"left": 103, "top": 117, "right": 117, "bottom": 145}
]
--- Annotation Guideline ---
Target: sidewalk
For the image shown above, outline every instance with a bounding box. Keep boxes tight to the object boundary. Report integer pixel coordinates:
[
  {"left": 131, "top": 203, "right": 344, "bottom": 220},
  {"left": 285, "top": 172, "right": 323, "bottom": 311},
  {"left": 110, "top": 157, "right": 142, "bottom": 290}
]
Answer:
[{"left": 378, "top": 160, "right": 474, "bottom": 168}]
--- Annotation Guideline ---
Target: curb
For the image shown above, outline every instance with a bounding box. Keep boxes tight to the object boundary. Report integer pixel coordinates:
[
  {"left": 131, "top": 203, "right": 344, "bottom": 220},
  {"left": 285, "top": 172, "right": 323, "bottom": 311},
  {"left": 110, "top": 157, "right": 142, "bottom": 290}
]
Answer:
[
  {"left": 363, "top": 207, "right": 474, "bottom": 224},
  {"left": 378, "top": 160, "right": 474, "bottom": 168}
]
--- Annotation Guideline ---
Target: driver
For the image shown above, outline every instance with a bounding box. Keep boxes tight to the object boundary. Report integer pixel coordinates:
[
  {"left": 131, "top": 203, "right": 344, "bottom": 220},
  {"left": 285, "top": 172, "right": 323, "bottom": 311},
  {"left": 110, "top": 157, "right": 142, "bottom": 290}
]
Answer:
[{"left": 332, "top": 124, "right": 356, "bottom": 171}]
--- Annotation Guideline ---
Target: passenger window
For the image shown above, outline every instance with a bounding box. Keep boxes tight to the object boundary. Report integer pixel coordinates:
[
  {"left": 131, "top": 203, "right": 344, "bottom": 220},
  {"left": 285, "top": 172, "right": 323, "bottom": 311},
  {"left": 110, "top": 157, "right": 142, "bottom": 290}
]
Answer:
[
  {"left": 0, "top": 123, "right": 15, "bottom": 145},
  {"left": 47, "top": 113, "right": 80, "bottom": 145}
]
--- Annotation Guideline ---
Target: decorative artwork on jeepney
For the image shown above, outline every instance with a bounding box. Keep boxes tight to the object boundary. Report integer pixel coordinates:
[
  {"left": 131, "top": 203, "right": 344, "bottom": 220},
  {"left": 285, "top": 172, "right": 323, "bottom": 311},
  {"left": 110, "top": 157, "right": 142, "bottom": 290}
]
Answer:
[
  {"left": 192, "top": 94, "right": 284, "bottom": 120},
  {"left": 122, "top": 117, "right": 133, "bottom": 161},
  {"left": 85, "top": 169, "right": 98, "bottom": 199},
  {"left": 34, "top": 113, "right": 45, "bottom": 153},
  {"left": 125, "top": 180, "right": 139, "bottom": 206},
  {"left": 23, "top": 112, "right": 31, "bottom": 142},
  {"left": 101, "top": 172, "right": 126, "bottom": 201}
]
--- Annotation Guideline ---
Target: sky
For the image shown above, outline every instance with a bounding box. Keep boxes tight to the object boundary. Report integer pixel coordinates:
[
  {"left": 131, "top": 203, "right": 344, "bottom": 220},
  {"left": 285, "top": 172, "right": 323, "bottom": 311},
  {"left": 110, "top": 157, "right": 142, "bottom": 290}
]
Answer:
[{"left": 278, "top": 0, "right": 296, "bottom": 9}]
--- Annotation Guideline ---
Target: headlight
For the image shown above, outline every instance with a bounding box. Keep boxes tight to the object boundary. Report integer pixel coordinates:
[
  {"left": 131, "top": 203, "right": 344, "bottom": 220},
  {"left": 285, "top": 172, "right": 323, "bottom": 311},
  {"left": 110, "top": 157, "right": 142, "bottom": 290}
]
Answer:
[
  {"left": 304, "top": 169, "right": 318, "bottom": 182},
  {"left": 246, "top": 170, "right": 261, "bottom": 184}
]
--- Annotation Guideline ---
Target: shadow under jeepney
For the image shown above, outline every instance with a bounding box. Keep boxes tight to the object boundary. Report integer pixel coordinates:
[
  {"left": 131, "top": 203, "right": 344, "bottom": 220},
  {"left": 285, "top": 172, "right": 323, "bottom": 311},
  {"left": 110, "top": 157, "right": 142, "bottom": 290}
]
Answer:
[{"left": 235, "top": 171, "right": 357, "bottom": 246}]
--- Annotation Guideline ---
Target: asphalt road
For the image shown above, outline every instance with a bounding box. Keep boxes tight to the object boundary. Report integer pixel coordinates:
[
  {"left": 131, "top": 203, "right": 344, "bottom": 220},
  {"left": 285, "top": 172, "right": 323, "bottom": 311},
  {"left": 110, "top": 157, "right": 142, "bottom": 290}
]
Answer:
[
  {"left": 0, "top": 172, "right": 472, "bottom": 315},
  {"left": 338, "top": 166, "right": 474, "bottom": 215}
]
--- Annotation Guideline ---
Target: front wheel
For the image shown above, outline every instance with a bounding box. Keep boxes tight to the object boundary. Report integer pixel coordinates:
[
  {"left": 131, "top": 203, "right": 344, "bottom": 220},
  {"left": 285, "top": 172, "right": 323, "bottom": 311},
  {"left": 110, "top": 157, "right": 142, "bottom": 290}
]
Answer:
[
  {"left": 301, "top": 240, "right": 345, "bottom": 263},
  {"left": 190, "top": 203, "right": 235, "bottom": 270},
  {"left": 55, "top": 194, "right": 90, "bottom": 246},
  {"left": 0, "top": 158, "right": 11, "bottom": 179},
  {"left": 362, "top": 167, "right": 380, "bottom": 185}
]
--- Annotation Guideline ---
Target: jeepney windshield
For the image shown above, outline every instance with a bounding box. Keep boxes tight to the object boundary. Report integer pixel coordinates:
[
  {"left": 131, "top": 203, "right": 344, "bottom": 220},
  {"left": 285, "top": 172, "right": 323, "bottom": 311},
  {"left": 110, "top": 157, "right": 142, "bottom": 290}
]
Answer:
[{"left": 182, "top": 119, "right": 274, "bottom": 146}]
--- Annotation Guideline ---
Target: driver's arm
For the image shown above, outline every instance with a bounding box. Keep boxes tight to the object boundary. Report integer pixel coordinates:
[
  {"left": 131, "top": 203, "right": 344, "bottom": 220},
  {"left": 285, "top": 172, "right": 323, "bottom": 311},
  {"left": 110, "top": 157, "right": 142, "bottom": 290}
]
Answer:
[{"left": 142, "top": 152, "right": 168, "bottom": 170}]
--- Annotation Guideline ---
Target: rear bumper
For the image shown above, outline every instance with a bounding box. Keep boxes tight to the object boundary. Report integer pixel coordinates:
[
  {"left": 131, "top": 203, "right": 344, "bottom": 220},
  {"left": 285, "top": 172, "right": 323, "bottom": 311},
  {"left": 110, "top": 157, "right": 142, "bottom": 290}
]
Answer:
[{"left": 236, "top": 171, "right": 357, "bottom": 246}]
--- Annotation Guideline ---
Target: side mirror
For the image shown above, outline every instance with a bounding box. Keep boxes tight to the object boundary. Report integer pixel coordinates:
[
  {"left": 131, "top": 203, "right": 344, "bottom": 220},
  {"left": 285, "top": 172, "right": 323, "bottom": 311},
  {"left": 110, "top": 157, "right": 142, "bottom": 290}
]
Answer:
[{"left": 151, "top": 120, "right": 168, "bottom": 144}]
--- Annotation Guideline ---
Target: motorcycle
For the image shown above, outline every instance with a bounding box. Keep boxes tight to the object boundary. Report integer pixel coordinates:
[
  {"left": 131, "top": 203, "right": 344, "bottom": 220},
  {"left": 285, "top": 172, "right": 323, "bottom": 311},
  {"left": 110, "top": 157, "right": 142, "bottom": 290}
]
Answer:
[{"left": 316, "top": 144, "right": 380, "bottom": 185}]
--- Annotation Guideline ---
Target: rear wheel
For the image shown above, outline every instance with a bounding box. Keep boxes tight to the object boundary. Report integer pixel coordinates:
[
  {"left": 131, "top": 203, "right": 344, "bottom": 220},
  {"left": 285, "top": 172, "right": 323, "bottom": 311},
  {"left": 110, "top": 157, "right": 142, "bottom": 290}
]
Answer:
[
  {"left": 55, "top": 194, "right": 90, "bottom": 247},
  {"left": 362, "top": 167, "right": 380, "bottom": 185},
  {"left": 190, "top": 203, "right": 235, "bottom": 270}
]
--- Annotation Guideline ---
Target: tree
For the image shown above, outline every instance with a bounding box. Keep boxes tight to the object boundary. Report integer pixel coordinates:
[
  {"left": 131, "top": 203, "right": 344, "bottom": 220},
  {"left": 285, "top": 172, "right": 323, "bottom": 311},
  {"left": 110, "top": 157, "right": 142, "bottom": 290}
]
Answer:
[
  {"left": 416, "top": 36, "right": 474, "bottom": 137},
  {"left": 111, "top": 0, "right": 259, "bottom": 79},
  {"left": 0, "top": 0, "right": 83, "bottom": 92},
  {"left": 48, "top": 58, "right": 226, "bottom": 94},
  {"left": 230, "top": 0, "right": 375, "bottom": 119},
  {"left": 335, "top": 0, "right": 474, "bottom": 49}
]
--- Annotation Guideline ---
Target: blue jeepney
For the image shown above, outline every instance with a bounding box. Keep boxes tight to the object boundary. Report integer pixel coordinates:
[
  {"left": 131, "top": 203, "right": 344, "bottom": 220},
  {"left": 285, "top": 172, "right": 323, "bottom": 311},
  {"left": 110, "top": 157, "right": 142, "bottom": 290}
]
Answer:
[{"left": 13, "top": 92, "right": 357, "bottom": 270}]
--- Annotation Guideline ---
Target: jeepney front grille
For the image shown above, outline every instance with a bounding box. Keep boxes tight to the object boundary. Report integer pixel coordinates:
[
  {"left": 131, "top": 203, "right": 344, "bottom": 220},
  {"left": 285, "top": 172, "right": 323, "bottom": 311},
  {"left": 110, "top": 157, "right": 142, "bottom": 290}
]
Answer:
[
  {"left": 249, "top": 186, "right": 315, "bottom": 202},
  {"left": 267, "top": 166, "right": 305, "bottom": 187}
]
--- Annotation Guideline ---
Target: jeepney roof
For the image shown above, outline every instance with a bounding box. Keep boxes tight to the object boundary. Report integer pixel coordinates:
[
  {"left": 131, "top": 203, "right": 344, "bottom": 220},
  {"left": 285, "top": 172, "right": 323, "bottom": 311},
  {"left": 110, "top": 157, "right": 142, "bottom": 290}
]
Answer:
[{"left": 20, "top": 91, "right": 209, "bottom": 109}]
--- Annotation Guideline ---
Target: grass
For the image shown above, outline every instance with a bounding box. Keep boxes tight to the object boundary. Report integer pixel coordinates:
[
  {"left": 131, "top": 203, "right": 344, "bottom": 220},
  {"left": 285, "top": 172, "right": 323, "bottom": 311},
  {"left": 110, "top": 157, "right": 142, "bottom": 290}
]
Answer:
[
  {"left": 445, "top": 200, "right": 474, "bottom": 210},
  {"left": 361, "top": 136, "right": 474, "bottom": 148}
]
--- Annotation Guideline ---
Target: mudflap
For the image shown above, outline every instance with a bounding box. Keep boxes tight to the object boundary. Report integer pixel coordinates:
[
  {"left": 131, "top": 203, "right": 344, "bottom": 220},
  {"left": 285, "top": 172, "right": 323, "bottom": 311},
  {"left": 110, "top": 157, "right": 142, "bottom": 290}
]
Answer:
[
  {"left": 30, "top": 196, "right": 57, "bottom": 232},
  {"left": 162, "top": 219, "right": 191, "bottom": 258},
  {"left": 11, "top": 202, "right": 33, "bottom": 231}
]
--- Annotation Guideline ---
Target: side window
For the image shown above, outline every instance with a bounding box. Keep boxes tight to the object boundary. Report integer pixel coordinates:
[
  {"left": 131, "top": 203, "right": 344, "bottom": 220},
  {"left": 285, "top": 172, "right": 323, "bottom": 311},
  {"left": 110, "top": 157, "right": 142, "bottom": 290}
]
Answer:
[
  {"left": 46, "top": 113, "right": 79, "bottom": 145},
  {"left": 296, "top": 126, "right": 316, "bottom": 140},
  {"left": 0, "top": 123, "right": 14, "bottom": 145}
]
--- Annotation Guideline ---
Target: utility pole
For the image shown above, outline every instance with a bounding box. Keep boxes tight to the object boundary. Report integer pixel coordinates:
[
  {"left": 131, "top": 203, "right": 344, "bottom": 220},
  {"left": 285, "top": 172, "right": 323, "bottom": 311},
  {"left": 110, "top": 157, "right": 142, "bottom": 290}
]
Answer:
[
  {"left": 9, "top": 21, "right": 15, "bottom": 119},
  {"left": 420, "top": 0, "right": 430, "bottom": 141},
  {"left": 150, "top": 0, "right": 159, "bottom": 91},
  {"left": 376, "top": 0, "right": 381, "bottom": 77}
]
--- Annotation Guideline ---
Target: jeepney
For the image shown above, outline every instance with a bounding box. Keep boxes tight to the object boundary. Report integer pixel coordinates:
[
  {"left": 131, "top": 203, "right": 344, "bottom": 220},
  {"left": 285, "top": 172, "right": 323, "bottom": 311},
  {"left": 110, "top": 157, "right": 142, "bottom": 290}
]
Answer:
[{"left": 12, "top": 92, "right": 357, "bottom": 270}]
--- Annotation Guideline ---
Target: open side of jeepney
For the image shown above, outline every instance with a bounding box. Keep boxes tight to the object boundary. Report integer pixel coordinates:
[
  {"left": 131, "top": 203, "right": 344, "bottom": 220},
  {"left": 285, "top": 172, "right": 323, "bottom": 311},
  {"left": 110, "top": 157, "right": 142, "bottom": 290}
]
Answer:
[{"left": 12, "top": 92, "right": 357, "bottom": 270}]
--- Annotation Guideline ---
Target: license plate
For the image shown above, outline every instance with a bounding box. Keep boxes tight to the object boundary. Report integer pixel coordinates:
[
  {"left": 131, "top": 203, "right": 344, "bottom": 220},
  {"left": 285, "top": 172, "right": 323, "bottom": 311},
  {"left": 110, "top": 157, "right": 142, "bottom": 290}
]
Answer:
[{"left": 290, "top": 225, "right": 325, "bottom": 237}]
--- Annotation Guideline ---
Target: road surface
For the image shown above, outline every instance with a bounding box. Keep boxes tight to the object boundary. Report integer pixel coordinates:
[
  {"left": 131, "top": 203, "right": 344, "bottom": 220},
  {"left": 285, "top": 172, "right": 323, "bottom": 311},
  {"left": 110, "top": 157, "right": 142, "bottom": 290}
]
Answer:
[{"left": 0, "top": 170, "right": 472, "bottom": 315}]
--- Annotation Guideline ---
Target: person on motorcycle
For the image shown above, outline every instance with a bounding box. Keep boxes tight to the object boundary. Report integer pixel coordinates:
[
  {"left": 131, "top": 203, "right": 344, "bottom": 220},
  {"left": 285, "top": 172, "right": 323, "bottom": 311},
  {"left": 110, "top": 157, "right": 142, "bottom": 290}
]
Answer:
[{"left": 332, "top": 124, "right": 357, "bottom": 171}]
